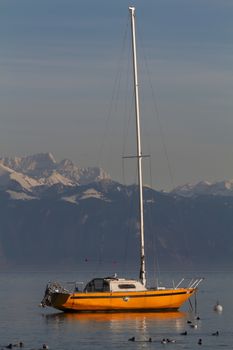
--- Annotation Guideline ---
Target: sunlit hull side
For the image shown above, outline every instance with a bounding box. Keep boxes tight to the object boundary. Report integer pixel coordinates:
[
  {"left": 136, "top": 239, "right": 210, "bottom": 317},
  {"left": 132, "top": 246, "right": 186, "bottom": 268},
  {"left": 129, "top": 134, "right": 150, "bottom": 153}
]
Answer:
[{"left": 49, "top": 288, "right": 195, "bottom": 313}]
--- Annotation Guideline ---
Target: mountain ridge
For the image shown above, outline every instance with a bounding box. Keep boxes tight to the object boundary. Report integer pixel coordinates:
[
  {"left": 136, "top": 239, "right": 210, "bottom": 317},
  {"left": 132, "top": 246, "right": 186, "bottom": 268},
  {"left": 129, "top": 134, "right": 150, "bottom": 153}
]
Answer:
[
  {"left": 2, "top": 152, "right": 233, "bottom": 197},
  {"left": 0, "top": 153, "right": 110, "bottom": 198},
  {"left": 172, "top": 179, "right": 233, "bottom": 197},
  {"left": 1, "top": 153, "right": 233, "bottom": 269},
  {"left": 0, "top": 176, "right": 233, "bottom": 269}
]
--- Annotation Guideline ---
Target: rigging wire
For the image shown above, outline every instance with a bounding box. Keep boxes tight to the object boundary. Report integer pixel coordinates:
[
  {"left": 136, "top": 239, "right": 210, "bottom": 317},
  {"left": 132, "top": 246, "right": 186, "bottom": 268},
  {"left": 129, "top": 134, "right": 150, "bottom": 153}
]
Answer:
[
  {"left": 137, "top": 22, "right": 192, "bottom": 275},
  {"left": 121, "top": 94, "right": 134, "bottom": 183},
  {"left": 132, "top": 27, "right": 163, "bottom": 284},
  {"left": 96, "top": 14, "right": 129, "bottom": 170},
  {"left": 95, "top": 13, "right": 141, "bottom": 276},
  {"left": 148, "top": 155, "right": 161, "bottom": 286},
  {"left": 138, "top": 30, "right": 175, "bottom": 190}
]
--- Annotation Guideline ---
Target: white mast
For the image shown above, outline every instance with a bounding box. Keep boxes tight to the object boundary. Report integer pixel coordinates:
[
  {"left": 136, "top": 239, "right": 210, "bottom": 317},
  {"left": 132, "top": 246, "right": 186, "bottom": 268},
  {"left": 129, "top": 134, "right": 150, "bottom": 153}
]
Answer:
[{"left": 129, "top": 6, "right": 146, "bottom": 287}]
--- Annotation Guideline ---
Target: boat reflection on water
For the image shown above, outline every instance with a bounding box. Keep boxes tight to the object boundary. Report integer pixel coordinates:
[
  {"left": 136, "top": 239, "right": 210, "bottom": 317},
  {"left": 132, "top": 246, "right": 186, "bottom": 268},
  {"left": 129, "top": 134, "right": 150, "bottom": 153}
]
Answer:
[
  {"left": 54, "top": 311, "right": 186, "bottom": 322},
  {"left": 44, "top": 311, "right": 187, "bottom": 332}
]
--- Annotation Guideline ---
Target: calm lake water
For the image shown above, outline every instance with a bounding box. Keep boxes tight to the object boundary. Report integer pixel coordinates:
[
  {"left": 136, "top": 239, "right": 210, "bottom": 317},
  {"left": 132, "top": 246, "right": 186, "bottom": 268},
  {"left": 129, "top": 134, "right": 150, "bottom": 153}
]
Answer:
[{"left": 0, "top": 267, "right": 232, "bottom": 349}]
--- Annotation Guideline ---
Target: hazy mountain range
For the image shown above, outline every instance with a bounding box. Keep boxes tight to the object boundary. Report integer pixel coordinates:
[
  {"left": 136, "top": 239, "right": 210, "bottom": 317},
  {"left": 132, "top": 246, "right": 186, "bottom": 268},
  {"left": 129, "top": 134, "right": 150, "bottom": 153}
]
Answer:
[
  {"left": 0, "top": 152, "right": 233, "bottom": 270},
  {"left": 0, "top": 153, "right": 110, "bottom": 199}
]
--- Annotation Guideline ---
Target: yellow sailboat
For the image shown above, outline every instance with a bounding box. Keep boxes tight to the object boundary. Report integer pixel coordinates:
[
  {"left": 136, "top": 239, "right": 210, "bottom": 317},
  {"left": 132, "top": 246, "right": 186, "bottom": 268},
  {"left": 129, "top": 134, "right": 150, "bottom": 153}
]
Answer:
[{"left": 41, "top": 7, "right": 202, "bottom": 313}]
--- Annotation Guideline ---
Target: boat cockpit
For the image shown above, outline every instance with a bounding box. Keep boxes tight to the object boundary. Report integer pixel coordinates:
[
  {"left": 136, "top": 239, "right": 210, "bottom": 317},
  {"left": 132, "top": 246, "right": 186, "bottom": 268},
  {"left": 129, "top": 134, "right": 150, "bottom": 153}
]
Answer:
[
  {"left": 84, "top": 278, "right": 110, "bottom": 292},
  {"left": 83, "top": 277, "right": 147, "bottom": 293}
]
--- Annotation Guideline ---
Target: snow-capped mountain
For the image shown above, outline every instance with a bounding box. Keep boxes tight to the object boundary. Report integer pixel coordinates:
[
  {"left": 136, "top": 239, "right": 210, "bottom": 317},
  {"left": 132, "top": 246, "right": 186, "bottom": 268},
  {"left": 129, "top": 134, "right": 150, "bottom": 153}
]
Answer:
[
  {"left": 56, "top": 159, "right": 109, "bottom": 185},
  {"left": 2, "top": 152, "right": 233, "bottom": 199},
  {"left": 0, "top": 163, "right": 40, "bottom": 190},
  {"left": 0, "top": 152, "right": 57, "bottom": 178},
  {"left": 1, "top": 156, "right": 233, "bottom": 267},
  {"left": 172, "top": 180, "right": 233, "bottom": 197},
  {"left": 0, "top": 153, "right": 110, "bottom": 195},
  {"left": 1, "top": 175, "right": 233, "bottom": 268}
]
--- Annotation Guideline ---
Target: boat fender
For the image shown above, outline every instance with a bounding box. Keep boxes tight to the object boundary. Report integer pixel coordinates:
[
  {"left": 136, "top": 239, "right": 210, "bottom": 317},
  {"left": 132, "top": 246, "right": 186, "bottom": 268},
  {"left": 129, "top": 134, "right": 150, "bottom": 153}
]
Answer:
[{"left": 214, "top": 302, "right": 223, "bottom": 313}]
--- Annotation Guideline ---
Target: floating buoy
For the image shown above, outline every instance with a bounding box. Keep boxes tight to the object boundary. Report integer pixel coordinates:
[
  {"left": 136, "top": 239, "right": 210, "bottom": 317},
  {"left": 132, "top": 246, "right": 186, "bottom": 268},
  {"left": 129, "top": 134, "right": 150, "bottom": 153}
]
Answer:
[{"left": 214, "top": 301, "right": 223, "bottom": 313}]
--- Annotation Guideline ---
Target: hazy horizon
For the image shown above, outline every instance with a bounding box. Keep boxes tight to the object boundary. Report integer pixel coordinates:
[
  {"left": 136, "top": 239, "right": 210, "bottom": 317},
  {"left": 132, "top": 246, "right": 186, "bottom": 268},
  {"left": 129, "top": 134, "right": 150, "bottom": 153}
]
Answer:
[{"left": 1, "top": 0, "right": 233, "bottom": 191}]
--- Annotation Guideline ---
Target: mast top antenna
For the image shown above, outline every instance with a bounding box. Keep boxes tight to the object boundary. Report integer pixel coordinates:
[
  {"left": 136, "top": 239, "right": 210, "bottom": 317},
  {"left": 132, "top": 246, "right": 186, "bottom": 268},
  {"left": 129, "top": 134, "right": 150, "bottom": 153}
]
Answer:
[{"left": 129, "top": 6, "right": 135, "bottom": 12}]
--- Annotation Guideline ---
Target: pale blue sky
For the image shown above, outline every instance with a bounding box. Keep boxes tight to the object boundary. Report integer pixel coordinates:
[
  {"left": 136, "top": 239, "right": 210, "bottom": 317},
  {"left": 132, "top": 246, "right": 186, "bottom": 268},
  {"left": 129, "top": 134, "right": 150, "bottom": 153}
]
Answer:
[{"left": 1, "top": 0, "right": 233, "bottom": 190}]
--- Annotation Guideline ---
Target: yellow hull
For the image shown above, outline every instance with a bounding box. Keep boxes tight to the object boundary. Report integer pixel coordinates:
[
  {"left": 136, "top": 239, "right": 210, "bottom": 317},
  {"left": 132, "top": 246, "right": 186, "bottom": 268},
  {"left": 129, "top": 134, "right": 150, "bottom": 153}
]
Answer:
[{"left": 50, "top": 287, "right": 195, "bottom": 312}]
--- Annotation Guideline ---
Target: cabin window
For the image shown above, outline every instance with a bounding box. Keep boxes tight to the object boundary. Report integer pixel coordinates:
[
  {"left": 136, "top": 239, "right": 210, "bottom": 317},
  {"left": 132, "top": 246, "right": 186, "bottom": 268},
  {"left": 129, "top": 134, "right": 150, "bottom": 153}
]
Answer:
[
  {"left": 118, "top": 284, "right": 136, "bottom": 289},
  {"left": 84, "top": 279, "right": 110, "bottom": 292}
]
